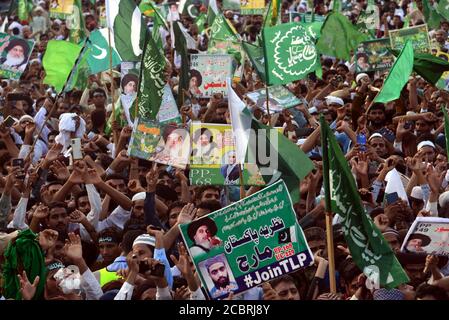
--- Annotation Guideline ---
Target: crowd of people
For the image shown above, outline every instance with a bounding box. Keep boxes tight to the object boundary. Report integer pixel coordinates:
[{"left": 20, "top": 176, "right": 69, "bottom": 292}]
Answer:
[{"left": 1, "top": 0, "right": 449, "bottom": 301}]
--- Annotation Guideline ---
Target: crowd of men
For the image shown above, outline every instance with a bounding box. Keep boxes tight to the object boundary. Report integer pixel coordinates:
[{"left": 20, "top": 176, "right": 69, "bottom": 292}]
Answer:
[{"left": 1, "top": 0, "right": 449, "bottom": 301}]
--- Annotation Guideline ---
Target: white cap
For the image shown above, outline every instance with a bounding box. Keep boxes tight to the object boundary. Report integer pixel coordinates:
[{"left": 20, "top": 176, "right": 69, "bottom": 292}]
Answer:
[
  {"left": 325, "top": 95, "right": 344, "bottom": 106},
  {"left": 133, "top": 234, "right": 156, "bottom": 248},
  {"left": 410, "top": 186, "right": 423, "bottom": 200},
  {"left": 131, "top": 192, "right": 146, "bottom": 202},
  {"left": 356, "top": 73, "right": 369, "bottom": 84},
  {"left": 19, "top": 115, "right": 34, "bottom": 124},
  {"left": 417, "top": 140, "right": 436, "bottom": 151},
  {"left": 296, "top": 138, "right": 307, "bottom": 146},
  {"left": 368, "top": 133, "right": 383, "bottom": 141}
]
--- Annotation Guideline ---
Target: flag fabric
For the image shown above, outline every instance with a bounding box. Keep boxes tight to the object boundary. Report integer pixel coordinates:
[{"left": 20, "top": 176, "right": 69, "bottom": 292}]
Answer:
[
  {"left": 17, "top": 0, "right": 33, "bottom": 21},
  {"left": 0, "top": 16, "right": 8, "bottom": 33},
  {"left": 173, "top": 21, "right": 189, "bottom": 105},
  {"left": 374, "top": 41, "right": 414, "bottom": 103},
  {"left": 136, "top": 31, "right": 166, "bottom": 120},
  {"left": 65, "top": 43, "right": 91, "bottom": 92},
  {"left": 331, "top": 0, "right": 341, "bottom": 12},
  {"left": 106, "top": 0, "right": 146, "bottom": 61},
  {"left": 316, "top": 12, "right": 368, "bottom": 61},
  {"left": 443, "top": 106, "right": 449, "bottom": 162},
  {"left": 228, "top": 80, "right": 252, "bottom": 164},
  {"left": 422, "top": 0, "right": 443, "bottom": 30},
  {"left": 262, "top": 22, "right": 320, "bottom": 85},
  {"left": 150, "top": 3, "right": 168, "bottom": 51},
  {"left": 195, "top": 12, "right": 207, "bottom": 33},
  {"left": 242, "top": 41, "right": 266, "bottom": 82},
  {"left": 320, "top": 116, "right": 409, "bottom": 290},
  {"left": 43, "top": 40, "right": 83, "bottom": 93},
  {"left": 207, "top": 0, "right": 219, "bottom": 26},
  {"left": 438, "top": 0, "right": 449, "bottom": 21},
  {"left": 139, "top": 0, "right": 156, "bottom": 17},
  {"left": 86, "top": 28, "right": 122, "bottom": 74},
  {"left": 179, "top": 0, "right": 199, "bottom": 18},
  {"left": 246, "top": 119, "right": 314, "bottom": 202},
  {"left": 68, "top": 0, "right": 87, "bottom": 44},
  {"left": 210, "top": 14, "right": 239, "bottom": 43},
  {"left": 263, "top": 0, "right": 281, "bottom": 28},
  {"left": 390, "top": 49, "right": 449, "bottom": 85}
]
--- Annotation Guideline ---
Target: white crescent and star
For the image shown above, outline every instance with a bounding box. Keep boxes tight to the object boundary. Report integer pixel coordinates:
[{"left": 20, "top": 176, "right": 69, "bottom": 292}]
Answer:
[
  {"left": 92, "top": 44, "right": 107, "bottom": 60},
  {"left": 187, "top": 5, "right": 198, "bottom": 18}
]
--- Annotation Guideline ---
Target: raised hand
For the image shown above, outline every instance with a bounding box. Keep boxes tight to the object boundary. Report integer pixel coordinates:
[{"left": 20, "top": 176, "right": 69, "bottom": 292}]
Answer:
[
  {"left": 145, "top": 163, "right": 158, "bottom": 193},
  {"left": 170, "top": 243, "right": 192, "bottom": 277},
  {"left": 68, "top": 160, "right": 87, "bottom": 185},
  {"left": 18, "top": 271, "right": 40, "bottom": 301},
  {"left": 128, "top": 179, "right": 146, "bottom": 194},
  {"left": 177, "top": 203, "right": 197, "bottom": 225},
  {"left": 44, "top": 144, "right": 63, "bottom": 163},
  {"left": 63, "top": 233, "right": 83, "bottom": 262},
  {"left": 49, "top": 160, "right": 70, "bottom": 181},
  {"left": 38, "top": 229, "right": 59, "bottom": 251},
  {"left": 426, "top": 165, "right": 444, "bottom": 194},
  {"left": 69, "top": 210, "right": 87, "bottom": 224},
  {"left": 83, "top": 167, "right": 102, "bottom": 185},
  {"left": 33, "top": 204, "right": 49, "bottom": 220},
  {"left": 373, "top": 213, "right": 390, "bottom": 232},
  {"left": 120, "top": 126, "right": 133, "bottom": 140},
  {"left": 262, "top": 282, "right": 280, "bottom": 300}
]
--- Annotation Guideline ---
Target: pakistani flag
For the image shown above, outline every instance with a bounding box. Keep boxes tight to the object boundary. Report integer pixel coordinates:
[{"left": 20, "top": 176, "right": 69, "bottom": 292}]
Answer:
[
  {"left": 443, "top": 106, "right": 449, "bottom": 162},
  {"left": 263, "top": 22, "right": 320, "bottom": 86},
  {"left": 316, "top": 12, "right": 368, "bottom": 61},
  {"left": 43, "top": 40, "right": 83, "bottom": 93},
  {"left": 136, "top": 31, "right": 166, "bottom": 120},
  {"left": 210, "top": 14, "right": 239, "bottom": 43},
  {"left": 246, "top": 119, "right": 314, "bottom": 202},
  {"left": 179, "top": 0, "right": 200, "bottom": 18},
  {"left": 374, "top": 41, "right": 414, "bottom": 104},
  {"left": 195, "top": 12, "right": 207, "bottom": 33},
  {"left": 320, "top": 116, "right": 409, "bottom": 289},
  {"left": 106, "top": 0, "right": 146, "bottom": 61},
  {"left": 87, "top": 28, "right": 122, "bottom": 74},
  {"left": 242, "top": 41, "right": 266, "bottom": 82},
  {"left": 207, "top": 0, "right": 219, "bottom": 26}
]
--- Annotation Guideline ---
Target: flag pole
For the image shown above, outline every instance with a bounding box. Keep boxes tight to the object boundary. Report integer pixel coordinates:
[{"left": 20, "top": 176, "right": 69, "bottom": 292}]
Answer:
[
  {"left": 320, "top": 115, "right": 337, "bottom": 294},
  {"left": 238, "top": 164, "right": 245, "bottom": 199},
  {"left": 264, "top": 84, "right": 272, "bottom": 125},
  {"left": 107, "top": 27, "right": 116, "bottom": 120}
]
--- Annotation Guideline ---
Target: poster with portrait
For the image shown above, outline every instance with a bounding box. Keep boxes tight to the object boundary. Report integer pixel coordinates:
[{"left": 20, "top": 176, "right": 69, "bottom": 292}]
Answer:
[
  {"left": 179, "top": 180, "right": 314, "bottom": 300},
  {"left": 435, "top": 51, "right": 449, "bottom": 92},
  {"left": 240, "top": 0, "right": 265, "bottom": 15},
  {"left": 119, "top": 62, "right": 140, "bottom": 126},
  {"left": 389, "top": 24, "right": 430, "bottom": 54},
  {"left": 246, "top": 85, "right": 303, "bottom": 113},
  {"left": 401, "top": 217, "right": 449, "bottom": 257},
  {"left": 0, "top": 33, "right": 35, "bottom": 80},
  {"left": 189, "top": 122, "right": 266, "bottom": 186},
  {"left": 149, "top": 123, "right": 191, "bottom": 169},
  {"left": 49, "top": 0, "right": 74, "bottom": 19},
  {"left": 98, "top": 6, "right": 107, "bottom": 28},
  {"left": 190, "top": 54, "right": 233, "bottom": 97},
  {"left": 128, "top": 119, "right": 161, "bottom": 160},
  {"left": 355, "top": 38, "right": 395, "bottom": 73}
]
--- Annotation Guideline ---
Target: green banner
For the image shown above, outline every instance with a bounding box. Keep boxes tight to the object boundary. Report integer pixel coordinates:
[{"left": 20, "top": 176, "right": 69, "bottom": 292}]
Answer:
[
  {"left": 189, "top": 123, "right": 266, "bottom": 186},
  {"left": 190, "top": 54, "right": 233, "bottom": 97},
  {"left": 49, "top": 0, "right": 74, "bottom": 19},
  {"left": 355, "top": 38, "right": 395, "bottom": 73},
  {"left": 246, "top": 85, "right": 303, "bottom": 113},
  {"left": 179, "top": 180, "right": 313, "bottom": 299},
  {"left": 0, "top": 33, "right": 35, "bottom": 80},
  {"left": 128, "top": 119, "right": 161, "bottom": 160},
  {"left": 389, "top": 24, "right": 430, "bottom": 54},
  {"left": 157, "top": 85, "right": 182, "bottom": 125}
]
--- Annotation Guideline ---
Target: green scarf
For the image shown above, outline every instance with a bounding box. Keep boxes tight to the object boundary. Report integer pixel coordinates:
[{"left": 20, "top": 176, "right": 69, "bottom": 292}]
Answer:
[{"left": 2, "top": 229, "right": 47, "bottom": 300}]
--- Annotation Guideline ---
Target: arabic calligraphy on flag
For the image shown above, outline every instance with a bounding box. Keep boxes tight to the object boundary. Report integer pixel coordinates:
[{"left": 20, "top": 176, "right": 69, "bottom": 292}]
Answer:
[{"left": 190, "top": 54, "right": 233, "bottom": 97}]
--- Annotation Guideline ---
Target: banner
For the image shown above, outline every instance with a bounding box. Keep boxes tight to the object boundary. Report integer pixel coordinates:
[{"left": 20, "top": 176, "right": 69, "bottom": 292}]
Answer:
[
  {"left": 289, "top": 12, "right": 325, "bottom": 23},
  {"left": 120, "top": 62, "right": 140, "bottom": 126},
  {"left": 355, "top": 38, "right": 395, "bottom": 73},
  {"left": 190, "top": 54, "right": 233, "bottom": 97},
  {"left": 128, "top": 119, "right": 161, "bottom": 160},
  {"left": 241, "top": 0, "right": 265, "bottom": 15},
  {"left": 222, "top": 0, "right": 240, "bottom": 11},
  {"left": 189, "top": 122, "right": 265, "bottom": 186},
  {"left": 179, "top": 180, "right": 313, "bottom": 299},
  {"left": 150, "top": 124, "right": 191, "bottom": 169},
  {"left": 246, "top": 85, "right": 303, "bottom": 113},
  {"left": 49, "top": 0, "right": 74, "bottom": 19},
  {"left": 401, "top": 217, "right": 449, "bottom": 257},
  {"left": 0, "top": 33, "right": 34, "bottom": 80},
  {"left": 157, "top": 85, "right": 182, "bottom": 124},
  {"left": 389, "top": 24, "right": 430, "bottom": 54},
  {"left": 435, "top": 51, "right": 449, "bottom": 92}
]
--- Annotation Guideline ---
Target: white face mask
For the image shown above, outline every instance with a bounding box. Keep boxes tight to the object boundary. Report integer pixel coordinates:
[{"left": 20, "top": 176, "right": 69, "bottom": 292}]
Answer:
[{"left": 54, "top": 265, "right": 81, "bottom": 295}]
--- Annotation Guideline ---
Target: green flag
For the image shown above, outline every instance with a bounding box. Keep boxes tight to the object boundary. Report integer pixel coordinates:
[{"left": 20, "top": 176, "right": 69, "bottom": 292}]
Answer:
[
  {"left": 195, "top": 12, "right": 207, "bottom": 33},
  {"left": 438, "top": 0, "right": 449, "bottom": 21},
  {"left": 390, "top": 49, "right": 449, "bottom": 85},
  {"left": 242, "top": 41, "right": 266, "bottom": 82},
  {"left": 210, "top": 14, "right": 239, "bottom": 43},
  {"left": 137, "top": 31, "right": 166, "bottom": 120},
  {"left": 43, "top": 40, "right": 83, "bottom": 93},
  {"left": 180, "top": 0, "right": 200, "bottom": 18},
  {"left": 106, "top": 0, "right": 146, "bottom": 61},
  {"left": 151, "top": 4, "right": 167, "bottom": 52},
  {"left": 246, "top": 119, "right": 314, "bottom": 202},
  {"left": 68, "top": 0, "right": 87, "bottom": 44},
  {"left": 173, "top": 21, "right": 189, "bottom": 106},
  {"left": 87, "top": 28, "right": 122, "bottom": 74},
  {"left": 316, "top": 12, "right": 368, "bottom": 61},
  {"left": 331, "top": 0, "right": 341, "bottom": 12},
  {"left": 17, "top": 0, "right": 33, "bottom": 21},
  {"left": 262, "top": 22, "right": 320, "bottom": 85},
  {"left": 422, "top": 0, "right": 443, "bottom": 30},
  {"left": 320, "top": 116, "right": 409, "bottom": 290},
  {"left": 139, "top": 0, "right": 156, "bottom": 17},
  {"left": 65, "top": 44, "right": 90, "bottom": 92},
  {"left": 443, "top": 106, "right": 449, "bottom": 163},
  {"left": 263, "top": 0, "right": 281, "bottom": 28},
  {"left": 207, "top": 0, "right": 218, "bottom": 26},
  {"left": 374, "top": 41, "right": 414, "bottom": 103}
]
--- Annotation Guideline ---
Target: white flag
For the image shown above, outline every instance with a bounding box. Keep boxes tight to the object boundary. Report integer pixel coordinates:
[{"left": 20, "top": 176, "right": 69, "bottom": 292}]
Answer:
[{"left": 385, "top": 168, "right": 409, "bottom": 205}]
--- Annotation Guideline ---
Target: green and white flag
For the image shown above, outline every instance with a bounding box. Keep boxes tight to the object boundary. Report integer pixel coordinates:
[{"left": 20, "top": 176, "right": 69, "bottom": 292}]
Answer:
[
  {"left": 87, "top": 28, "right": 122, "bottom": 74},
  {"left": 443, "top": 106, "right": 449, "bottom": 162},
  {"left": 207, "top": 0, "right": 219, "bottom": 26},
  {"left": 210, "top": 14, "right": 239, "bottom": 43},
  {"left": 179, "top": 0, "right": 200, "bottom": 18},
  {"left": 18, "top": 0, "right": 33, "bottom": 21},
  {"left": 195, "top": 12, "right": 207, "bottom": 33},
  {"left": 67, "top": 0, "right": 87, "bottom": 44},
  {"left": 106, "top": 0, "right": 146, "bottom": 61},
  {"left": 242, "top": 41, "right": 266, "bottom": 82},
  {"left": 136, "top": 31, "right": 166, "bottom": 120},
  {"left": 374, "top": 41, "right": 414, "bottom": 104},
  {"left": 262, "top": 22, "right": 320, "bottom": 86},
  {"left": 320, "top": 116, "right": 409, "bottom": 290},
  {"left": 438, "top": 0, "right": 449, "bottom": 21}
]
